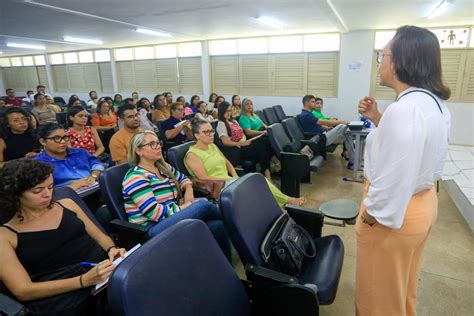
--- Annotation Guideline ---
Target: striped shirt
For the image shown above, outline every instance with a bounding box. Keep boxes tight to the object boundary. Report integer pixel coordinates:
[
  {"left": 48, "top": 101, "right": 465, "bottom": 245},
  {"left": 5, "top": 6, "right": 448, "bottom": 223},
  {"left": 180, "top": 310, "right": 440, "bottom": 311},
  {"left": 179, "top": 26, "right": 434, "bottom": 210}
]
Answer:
[{"left": 122, "top": 165, "right": 192, "bottom": 226}]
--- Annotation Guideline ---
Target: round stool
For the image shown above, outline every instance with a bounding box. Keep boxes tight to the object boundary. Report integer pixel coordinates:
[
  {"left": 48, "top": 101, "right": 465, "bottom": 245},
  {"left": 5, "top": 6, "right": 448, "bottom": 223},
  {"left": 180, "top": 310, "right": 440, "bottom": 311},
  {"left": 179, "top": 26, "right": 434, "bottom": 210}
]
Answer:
[{"left": 319, "top": 199, "right": 359, "bottom": 226}]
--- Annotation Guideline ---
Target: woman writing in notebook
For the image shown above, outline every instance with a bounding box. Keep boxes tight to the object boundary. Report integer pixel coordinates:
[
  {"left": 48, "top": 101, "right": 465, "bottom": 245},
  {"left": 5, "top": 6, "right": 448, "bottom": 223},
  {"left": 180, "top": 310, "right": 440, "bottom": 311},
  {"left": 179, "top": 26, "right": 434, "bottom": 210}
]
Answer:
[{"left": 0, "top": 159, "right": 125, "bottom": 315}]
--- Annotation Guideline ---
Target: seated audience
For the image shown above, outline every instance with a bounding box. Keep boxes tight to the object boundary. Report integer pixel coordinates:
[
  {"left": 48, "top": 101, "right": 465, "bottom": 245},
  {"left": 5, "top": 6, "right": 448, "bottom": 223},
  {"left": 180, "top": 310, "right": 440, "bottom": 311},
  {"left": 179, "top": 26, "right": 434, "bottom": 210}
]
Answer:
[
  {"left": 0, "top": 159, "right": 125, "bottom": 315},
  {"left": 22, "top": 90, "right": 35, "bottom": 103},
  {"left": 239, "top": 98, "right": 267, "bottom": 138},
  {"left": 3, "top": 89, "right": 23, "bottom": 106},
  {"left": 195, "top": 101, "right": 216, "bottom": 123},
  {"left": 122, "top": 130, "right": 230, "bottom": 258},
  {"left": 188, "top": 95, "right": 200, "bottom": 114},
  {"left": 113, "top": 94, "right": 123, "bottom": 110},
  {"left": 45, "top": 95, "right": 62, "bottom": 113},
  {"left": 164, "top": 92, "right": 173, "bottom": 105},
  {"left": 131, "top": 91, "right": 139, "bottom": 101},
  {"left": 0, "top": 107, "right": 40, "bottom": 166},
  {"left": 86, "top": 90, "right": 98, "bottom": 109},
  {"left": 109, "top": 104, "right": 144, "bottom": 164},
  {"left": 230, "top": 95, "right": 241, "bottom": 119},
  {"left": 137, "top": 97, "right": 157, "bottom": 131},
  {"left": 151, "top": 94, "right": 170, "bottom": 123},
  {"left": 36, "top": 84, "right": 51, "bottom": 97},
  {"left": 67, "top": 106, "right": 105, "bottom": 158},
  {"left": 66, "top": 95, "right": 82, "bottom": 111},
  {"left": 217, "top": 102, "right": 273, "bottom": 179},
  {"left": 162, "top": 102, "right": 193, "bottom": 144},
  {"left": 31, "top": 93, "right": 57, "bottom": 125},
  {"left": 214, "top": 95, "right": 225, "bottom": 109},
  {"left": 299, "top": 94, "right": 349, "bottom": 148},
  {"left": 185, "top": 119, "right": 304, "bottom": 207},
  {"left": 34, "top": 123, "right": 104, "bottom": 190},
  {"left": 90, "top": 100, "right": 117, "bottom": 131},
  {"left": 207, "top": 93, "right": 217, "bottom": 111}
]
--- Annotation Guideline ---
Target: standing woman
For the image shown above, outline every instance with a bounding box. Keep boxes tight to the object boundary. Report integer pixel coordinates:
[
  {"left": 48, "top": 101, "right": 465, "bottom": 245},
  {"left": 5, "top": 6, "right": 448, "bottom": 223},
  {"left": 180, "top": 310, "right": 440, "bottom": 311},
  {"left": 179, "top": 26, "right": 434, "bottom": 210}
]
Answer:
[{"left": 356, "top": 26, "right": 451, "bottom": 316}]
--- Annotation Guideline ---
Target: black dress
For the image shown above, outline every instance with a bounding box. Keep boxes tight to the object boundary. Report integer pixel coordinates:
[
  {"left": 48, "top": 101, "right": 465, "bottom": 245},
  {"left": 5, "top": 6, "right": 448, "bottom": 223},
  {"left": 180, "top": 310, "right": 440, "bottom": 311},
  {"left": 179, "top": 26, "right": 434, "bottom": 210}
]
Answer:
[
  {"left": 1, "top": 206, "right": 107, "bottom": 315},
  {"left": 2, "top": 133, "right": 41, "bottom": 161}
]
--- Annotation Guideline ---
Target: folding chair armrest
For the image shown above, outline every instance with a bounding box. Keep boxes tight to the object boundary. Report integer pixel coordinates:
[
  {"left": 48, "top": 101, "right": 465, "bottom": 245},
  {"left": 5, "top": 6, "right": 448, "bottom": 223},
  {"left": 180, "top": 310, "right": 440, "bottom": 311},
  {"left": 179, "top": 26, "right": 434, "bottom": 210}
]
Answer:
[
  {"left": 281, "top": 152, "right": 310, "bottom": 179},
  {"left": 245, "top": 263, "right": 298, "bottom": 287},
  {"left": 285, "top": 205, "right": 324, "bottom": 238},
  {"left": 192, "top": 187, "right": 210, "bottom": 198},
  {"left": 109, "top": 219, "right": 149, "bottom": 249},
  {"left": 0, "top": 293, "right": 24, "bottom": 315}
]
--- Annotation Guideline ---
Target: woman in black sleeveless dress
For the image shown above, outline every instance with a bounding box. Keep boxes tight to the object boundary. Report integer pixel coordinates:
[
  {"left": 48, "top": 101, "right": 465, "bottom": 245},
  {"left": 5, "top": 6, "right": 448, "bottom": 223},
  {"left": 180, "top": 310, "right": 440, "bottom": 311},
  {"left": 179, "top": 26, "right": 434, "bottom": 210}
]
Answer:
[{"left": 0, "top": 159, "right": 125, "bottom": 315}]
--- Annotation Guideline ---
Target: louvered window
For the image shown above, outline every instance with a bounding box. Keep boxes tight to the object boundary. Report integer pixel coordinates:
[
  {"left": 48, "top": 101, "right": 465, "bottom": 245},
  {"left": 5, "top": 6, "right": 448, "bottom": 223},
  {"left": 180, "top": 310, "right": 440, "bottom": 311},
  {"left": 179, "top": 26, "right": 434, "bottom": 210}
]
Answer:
[
  {"left": 52, "top": 63, "right": 111, "bottom": 93},
  {"left": 2, "top": 66, "right": 40, "bottom": 92},
  {"left": 211, "top": 56, "right": 239, "bottom": 94},
  {"left": 460, "top": 50, "right": 474, "bottom": 101},
  {"left": 156, "top": 59, "right": 179, "bottom": 92},
  {"left": 178, "top": 57, "right": 203, "bottom": 94}
]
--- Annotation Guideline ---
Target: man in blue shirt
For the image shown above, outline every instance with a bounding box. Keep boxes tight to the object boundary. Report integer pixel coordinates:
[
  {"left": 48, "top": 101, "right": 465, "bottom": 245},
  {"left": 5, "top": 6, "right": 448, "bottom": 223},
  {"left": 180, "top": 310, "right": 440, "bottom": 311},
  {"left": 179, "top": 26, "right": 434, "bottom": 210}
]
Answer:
[
  {"left": 161, "top": 102, "right": 193, "bottom": 145},
  {"left": 34, "top": 124, "right": 104, "bottom": 189},
  {"left": 298, "top": 95, "right": 348, "bottom": 146}
]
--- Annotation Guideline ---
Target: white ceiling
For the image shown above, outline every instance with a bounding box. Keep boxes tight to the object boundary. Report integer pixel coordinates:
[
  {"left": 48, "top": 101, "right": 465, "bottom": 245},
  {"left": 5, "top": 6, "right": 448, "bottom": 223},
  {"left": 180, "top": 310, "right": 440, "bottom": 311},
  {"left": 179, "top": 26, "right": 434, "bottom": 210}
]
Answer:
[{"left": 0, "top": 0, "right": 473, "bottom": 56}]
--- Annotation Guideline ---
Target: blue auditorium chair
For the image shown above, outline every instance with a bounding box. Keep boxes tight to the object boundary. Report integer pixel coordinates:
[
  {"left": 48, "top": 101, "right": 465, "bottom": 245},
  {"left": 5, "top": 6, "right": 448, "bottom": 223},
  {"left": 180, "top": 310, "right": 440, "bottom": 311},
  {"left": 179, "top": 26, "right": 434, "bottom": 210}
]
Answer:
[
  {"left": 109, "top": 219, "right": 321, "bottom": 316},
  {"left": 272, "top": 105, "right": 290, "bottom": 121},
  {"left": 254, "top": 110, "right": 269, "bottom": 125},
  {"left": 263, "top": 107, "right": 280, "bottom": 124},
  {"left": 267, "top": 123, "right": 324, "bottom": 197},
  {"left": 219, "top": 173, "right": 344, "bottom": 310}
]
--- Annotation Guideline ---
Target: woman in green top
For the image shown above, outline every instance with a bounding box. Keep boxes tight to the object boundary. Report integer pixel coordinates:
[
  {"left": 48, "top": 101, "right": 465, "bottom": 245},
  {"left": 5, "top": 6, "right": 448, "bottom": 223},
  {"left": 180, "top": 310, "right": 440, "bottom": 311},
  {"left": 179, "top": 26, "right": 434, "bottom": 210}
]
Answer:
[
  {"left": 184, "top": 119, "right": 305, "bottom": 207},
  {"left": 239, "top": 98, "right": 281, "bottom": 171}
]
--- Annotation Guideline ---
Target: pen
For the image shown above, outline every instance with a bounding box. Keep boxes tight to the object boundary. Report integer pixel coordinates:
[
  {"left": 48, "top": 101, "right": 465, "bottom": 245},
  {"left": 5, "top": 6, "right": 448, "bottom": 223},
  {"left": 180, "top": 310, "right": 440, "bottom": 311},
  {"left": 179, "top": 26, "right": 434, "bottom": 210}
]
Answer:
[{"left": 80, "top": 262, "right": 97, "bottom": 267}]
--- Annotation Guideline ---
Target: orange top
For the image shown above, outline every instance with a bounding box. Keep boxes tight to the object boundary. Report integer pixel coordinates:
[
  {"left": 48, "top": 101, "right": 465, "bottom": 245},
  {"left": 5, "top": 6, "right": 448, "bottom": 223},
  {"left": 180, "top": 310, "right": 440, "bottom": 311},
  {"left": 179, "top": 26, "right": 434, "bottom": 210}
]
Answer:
[{"left": 91, "top": 113, "right": 116, "bottom": 127}]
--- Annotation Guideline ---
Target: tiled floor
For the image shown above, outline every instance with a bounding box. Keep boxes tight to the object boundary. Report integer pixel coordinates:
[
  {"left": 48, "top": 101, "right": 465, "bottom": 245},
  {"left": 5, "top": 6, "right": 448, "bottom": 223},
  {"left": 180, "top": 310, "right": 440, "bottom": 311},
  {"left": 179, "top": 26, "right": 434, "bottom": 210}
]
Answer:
[
  {"left": 443, "top": 145, "right": 474, "bottom": 205},
  {"left": 234, "top": 147, "right": 474, "bottom": 316}
]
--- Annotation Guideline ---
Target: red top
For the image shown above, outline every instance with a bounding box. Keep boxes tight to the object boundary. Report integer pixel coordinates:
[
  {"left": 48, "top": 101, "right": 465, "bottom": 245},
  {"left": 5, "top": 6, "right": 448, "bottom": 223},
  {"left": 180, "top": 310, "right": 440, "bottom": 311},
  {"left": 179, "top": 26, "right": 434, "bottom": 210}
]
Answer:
[
  {"left": 68, "top": 126, "right": 96, "bottom": 154},
  {"left": 4, "top": 97, "right": 23, "bottom": 106},
  {"left": 229, "top": 121, "right": 244, "bottom": 142}
]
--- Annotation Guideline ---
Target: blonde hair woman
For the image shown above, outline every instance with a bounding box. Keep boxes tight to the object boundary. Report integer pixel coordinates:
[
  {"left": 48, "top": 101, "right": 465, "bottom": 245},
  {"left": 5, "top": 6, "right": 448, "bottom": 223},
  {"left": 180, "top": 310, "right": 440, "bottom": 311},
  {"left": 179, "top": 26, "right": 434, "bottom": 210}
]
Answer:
[{"left": 121, "top": 131, "right": 230, "bottom": 258}]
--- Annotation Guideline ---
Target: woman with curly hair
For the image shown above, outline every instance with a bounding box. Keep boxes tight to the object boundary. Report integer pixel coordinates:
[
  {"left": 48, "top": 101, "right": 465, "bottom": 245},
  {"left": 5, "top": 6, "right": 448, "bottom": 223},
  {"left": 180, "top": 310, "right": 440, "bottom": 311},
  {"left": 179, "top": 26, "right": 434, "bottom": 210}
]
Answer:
[{"left": 0, "top": 159, "right": 125, "bottom": 315}]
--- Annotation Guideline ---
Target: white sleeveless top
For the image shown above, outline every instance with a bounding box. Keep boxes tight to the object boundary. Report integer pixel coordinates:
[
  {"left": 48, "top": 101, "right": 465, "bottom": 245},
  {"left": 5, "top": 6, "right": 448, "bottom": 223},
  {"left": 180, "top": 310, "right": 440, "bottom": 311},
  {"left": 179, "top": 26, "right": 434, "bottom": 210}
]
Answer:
[{"left": 363, "top": 87, "right": 451, "bottom": 229}]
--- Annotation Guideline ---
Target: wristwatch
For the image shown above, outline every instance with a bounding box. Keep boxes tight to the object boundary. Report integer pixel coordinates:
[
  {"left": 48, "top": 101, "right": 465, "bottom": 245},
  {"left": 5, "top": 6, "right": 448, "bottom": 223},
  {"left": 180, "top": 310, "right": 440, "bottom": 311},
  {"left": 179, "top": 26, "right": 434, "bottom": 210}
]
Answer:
[{"left": 90, "top": 173, "right": 99, "bottom": 180}]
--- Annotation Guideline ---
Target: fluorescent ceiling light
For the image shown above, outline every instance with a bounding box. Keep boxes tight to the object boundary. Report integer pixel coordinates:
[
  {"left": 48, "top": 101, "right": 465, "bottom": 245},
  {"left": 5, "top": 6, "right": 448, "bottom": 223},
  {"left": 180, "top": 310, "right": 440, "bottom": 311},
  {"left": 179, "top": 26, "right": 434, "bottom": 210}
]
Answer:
[
  {"left": 64, "top": 36, "right": 103, "bottom": 45},
  {"left": 7, "top": 42, "right": 46, "bottom": 50},
  {"left": 427, "top": 0, "right": 454, "bottom": 19},
  {"left": 136, "top": 28, "right": 172, "bottom": 37},
  {"left": 257, "top": 16, "right": 285, "bottom": 29}
]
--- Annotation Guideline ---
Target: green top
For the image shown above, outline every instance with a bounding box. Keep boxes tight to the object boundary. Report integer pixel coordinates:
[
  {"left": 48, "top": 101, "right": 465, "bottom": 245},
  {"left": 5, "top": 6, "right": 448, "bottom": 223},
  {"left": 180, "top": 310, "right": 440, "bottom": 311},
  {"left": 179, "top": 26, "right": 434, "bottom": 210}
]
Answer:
[
  {"left": 185, "top": 143, "right": 231, "bottom": 179},
  {"left": 311, "top": 109, "right": 330, "bottom": 120},
  {"left": 239, "top": 114, "right": 263, "bottom": 131}
]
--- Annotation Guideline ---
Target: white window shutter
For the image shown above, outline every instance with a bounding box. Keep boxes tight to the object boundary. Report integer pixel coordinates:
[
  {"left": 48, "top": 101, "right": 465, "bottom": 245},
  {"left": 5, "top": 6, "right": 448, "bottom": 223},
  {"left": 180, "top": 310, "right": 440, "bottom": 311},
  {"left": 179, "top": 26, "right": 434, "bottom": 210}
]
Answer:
[
  {"left": 116, "top": 61, "right": 136, "bottom": 91},
  {"left": 37, "top": 66, "right": 48, "bottom": 88},
  {"left": 66, "top": 64, "right": 86, "bottom": 92},
  {"left": 134, "top": 60, "right": 158, "bottom": 93},
  {"left": 24, "top": 67, "right": 40, "bottom": 91},
  {"left": 156, "top": 59, "right": 179, "bottom": 93},
  {"left": 178, "top": 57, "right": 203, "bottom": 94},
  {"left": 82, "top": 64, "right": 101, "bottom": 91},
  {"left": 272, "top": 53, "right": 307, "bottom": 96},
  {"left": 239, "top": 55, "right": 270, "bottom": 95},
  {"left": 52, "top": 65, "right": 70, "bottom": 92},
  {"left": 307, "top": 52, "right": 339, "bottom": 98},
  {"left": 98, "top": 63, "right": 113, "bottom": 93},
  {"left": 211, "top": 56, "right": 239, "bottom": 94},
  {"left": 441, "top": 50, "right": 467, "bottom": 101},
  {"left": 460, "top": 50, "right": 474, "bottom": 102}
]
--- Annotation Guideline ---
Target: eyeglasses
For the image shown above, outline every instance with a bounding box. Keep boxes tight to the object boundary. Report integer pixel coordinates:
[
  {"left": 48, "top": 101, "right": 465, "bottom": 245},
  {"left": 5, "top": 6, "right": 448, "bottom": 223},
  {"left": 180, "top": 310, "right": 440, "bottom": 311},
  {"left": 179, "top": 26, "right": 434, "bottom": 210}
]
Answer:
[
  {"left": 10, "top": 116, "right": 31, "bottom": 123},
  {"left": 139, "top": 141, "right": 161, "bottom": 150},
  {"left": 376, "top": 51, "right": 392, "bottom": 64},
  {"left": 175, "top": 108, "right": 184, "bottom": 112},
  {"left": 200, "top": 129, "right": 215, "bottom": 136},
  {"left": 46, "top": 135, "right": 70, "bottom": 143}
]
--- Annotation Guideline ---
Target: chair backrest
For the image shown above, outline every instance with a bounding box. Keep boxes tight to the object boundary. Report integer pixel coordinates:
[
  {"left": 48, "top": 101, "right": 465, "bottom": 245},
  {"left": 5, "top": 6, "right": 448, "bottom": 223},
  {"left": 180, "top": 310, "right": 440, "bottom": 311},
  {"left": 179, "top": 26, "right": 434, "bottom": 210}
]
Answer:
[
  {"left": 272, "top": 105, "right": 287, "bottom": 122},
  {"left": 254, "top": 110, "right": 268, "bottom": 125},
  {"left": 282, "top": 117, "right": 305, "bottom": 142},
  {"left": 54, "top": 96, "right": 66, "bottom": 104},
  {"left": 267, "top": 123, "right": 295, "bottom": 159},
  {"left": 263, "top": 107, "right": 279, "bottom": 125},
  {"left": 56, "top": 112, "right": 68, "bottom": 127},
  {"left": 108, "top": 219, "right": 250, "bottom": 316},
  {"left": 167, "top": 140, "right": 196, "bottom": 176},
  {"left": 80, "top": 100, "right": 87, "bottom": 108},
  {"left": 99, "top": 163, "right": 130, "bottom": 221},
  {"left": 53, "top": 186, "right": 106, "bottom": 233},
  {"left": 219, "top": 173, "right": 282, "bottom": 266}
]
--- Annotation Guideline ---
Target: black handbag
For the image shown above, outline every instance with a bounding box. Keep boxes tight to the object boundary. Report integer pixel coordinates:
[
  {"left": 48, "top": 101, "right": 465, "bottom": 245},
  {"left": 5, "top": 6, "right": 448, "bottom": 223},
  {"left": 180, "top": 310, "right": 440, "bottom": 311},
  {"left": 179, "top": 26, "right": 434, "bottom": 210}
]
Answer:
[{"left": 261, "top": 213, "right": 316, "bottom": 276}]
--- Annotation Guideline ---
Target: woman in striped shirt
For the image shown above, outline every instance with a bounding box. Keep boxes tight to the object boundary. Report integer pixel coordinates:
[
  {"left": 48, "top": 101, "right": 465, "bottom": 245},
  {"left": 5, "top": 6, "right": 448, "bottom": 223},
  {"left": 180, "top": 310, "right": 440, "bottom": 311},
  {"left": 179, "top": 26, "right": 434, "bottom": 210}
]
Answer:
[{"left": 122, "top": 131, "right": 230, "bottom": 258}]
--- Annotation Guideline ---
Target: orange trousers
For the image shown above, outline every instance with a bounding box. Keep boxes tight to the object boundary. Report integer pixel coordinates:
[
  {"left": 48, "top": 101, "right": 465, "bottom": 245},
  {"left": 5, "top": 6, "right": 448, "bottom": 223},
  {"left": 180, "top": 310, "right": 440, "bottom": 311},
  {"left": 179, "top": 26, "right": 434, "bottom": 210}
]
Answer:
[{"left": 355, "top": 182, "right": 438, "bottom": 316}]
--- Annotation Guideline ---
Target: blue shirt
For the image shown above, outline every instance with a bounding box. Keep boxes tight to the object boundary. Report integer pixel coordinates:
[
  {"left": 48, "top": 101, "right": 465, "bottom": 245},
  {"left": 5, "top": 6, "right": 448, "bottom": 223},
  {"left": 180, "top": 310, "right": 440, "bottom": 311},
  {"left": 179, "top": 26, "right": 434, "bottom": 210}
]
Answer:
[
  {"left": 161, "top": 116, "right": 186, "bottom": 143},
  {"left": 35, "top": 148, "right": 104, "bottom": 186},
  {"left": 298, "top": 109, "right": 325, "bottom": 135}
]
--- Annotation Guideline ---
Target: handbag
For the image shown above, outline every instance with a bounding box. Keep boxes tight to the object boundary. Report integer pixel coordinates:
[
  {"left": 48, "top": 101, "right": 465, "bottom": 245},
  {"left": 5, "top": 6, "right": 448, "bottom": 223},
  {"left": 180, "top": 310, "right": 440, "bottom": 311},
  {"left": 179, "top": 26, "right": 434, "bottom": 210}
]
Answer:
[
  {"left": 190, "top": 178, "right": 226, "bottom": 200},
  {"left": 261, "top": 213, "right": 316, "bottom": 276}
]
